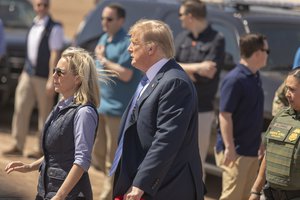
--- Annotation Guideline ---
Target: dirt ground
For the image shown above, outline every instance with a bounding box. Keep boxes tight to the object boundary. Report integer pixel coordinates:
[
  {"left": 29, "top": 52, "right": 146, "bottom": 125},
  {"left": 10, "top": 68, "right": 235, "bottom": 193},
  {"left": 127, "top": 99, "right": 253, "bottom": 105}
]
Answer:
[
  {"left": 51, "top": 0, "right": 95, "bottom": 39},
  {"left": 0, "top": 130, "right": 104, "bottom": 200}
]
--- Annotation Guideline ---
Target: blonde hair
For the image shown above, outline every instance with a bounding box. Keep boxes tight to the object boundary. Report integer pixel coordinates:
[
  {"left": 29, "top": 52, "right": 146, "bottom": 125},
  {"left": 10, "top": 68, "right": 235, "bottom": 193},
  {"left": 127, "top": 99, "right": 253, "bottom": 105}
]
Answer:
[
  {"left": 61, "top": 47, "right": 100, "bottom": 107},
  {"left": 129, "top": 19, "right": 175, "bottom": 58}
]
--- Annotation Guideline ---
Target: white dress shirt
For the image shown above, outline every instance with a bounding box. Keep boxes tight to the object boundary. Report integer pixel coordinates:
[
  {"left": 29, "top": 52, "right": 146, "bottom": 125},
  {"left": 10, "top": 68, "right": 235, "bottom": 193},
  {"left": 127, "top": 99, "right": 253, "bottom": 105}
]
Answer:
[{"left": 27, "top": 15, "right": 64, "bottom": 66}]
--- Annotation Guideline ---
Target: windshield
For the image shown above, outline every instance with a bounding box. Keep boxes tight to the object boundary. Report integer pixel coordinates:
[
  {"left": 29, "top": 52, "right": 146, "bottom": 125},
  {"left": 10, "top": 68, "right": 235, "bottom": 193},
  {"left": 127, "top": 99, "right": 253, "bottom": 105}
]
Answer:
[
  {"left": 249, "top": 22, "right": 300, "bottom": 71},
  {"left": 0, "top": 0, "right": 35, "bottom": 29}
]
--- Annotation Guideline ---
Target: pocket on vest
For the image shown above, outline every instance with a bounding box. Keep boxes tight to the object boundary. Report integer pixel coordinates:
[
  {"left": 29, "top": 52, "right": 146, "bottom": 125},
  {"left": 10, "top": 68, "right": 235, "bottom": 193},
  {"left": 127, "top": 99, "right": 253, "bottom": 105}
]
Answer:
[
  {"left": 47, "top": 167, "right": 68, "bottom": 192},
  {"left": 47, "top": 167, "right": 68, "bottom": 180},
  {"left": 266, "top": 125, "right": 300, "bottom": 188}
]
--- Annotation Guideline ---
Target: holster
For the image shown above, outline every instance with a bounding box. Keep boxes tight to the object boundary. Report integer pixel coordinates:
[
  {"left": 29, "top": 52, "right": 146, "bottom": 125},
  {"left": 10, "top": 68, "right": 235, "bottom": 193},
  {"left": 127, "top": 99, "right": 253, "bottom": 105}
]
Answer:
[{"left": 263, "top": 184, "right": 274, "bottom": 200}]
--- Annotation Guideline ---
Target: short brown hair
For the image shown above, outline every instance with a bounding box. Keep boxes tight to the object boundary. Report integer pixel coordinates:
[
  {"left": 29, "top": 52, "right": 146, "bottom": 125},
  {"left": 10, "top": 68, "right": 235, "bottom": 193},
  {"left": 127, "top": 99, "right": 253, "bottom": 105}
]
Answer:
[
  {"left": 106, "top": 3, "right": 126, "bottom": 19},
  {"left": 239, "top": 33, "right": 266, "bottom": 58},
  {"left": 181, "top": 0, "right": 206, "bottom": 20}
]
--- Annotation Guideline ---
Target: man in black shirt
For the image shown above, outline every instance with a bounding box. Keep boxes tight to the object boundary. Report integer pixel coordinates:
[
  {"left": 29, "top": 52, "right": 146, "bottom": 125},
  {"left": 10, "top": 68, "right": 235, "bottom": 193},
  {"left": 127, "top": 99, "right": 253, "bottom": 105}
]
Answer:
[{"left": 175, "top": 0, "right": 225, "bottom": 181}]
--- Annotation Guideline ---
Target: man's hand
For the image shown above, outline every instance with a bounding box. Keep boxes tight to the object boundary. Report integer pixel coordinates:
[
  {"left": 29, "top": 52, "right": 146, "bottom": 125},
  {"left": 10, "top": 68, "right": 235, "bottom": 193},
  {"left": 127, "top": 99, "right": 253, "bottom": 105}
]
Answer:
[
  {"left": 95, "top": 44, "right": 110, "bottom": 67},
  {"left": 196, "top": 60, "right": 217, "bottom": 79},
  {"left": 95, "top": 45, "right": 105, "bottom": 60},
  {"left": 223, "top": 147, "right": 237, "bottom": 168},
  {"left": 124, "top": 186, "right": 144, "bottom": 200}
]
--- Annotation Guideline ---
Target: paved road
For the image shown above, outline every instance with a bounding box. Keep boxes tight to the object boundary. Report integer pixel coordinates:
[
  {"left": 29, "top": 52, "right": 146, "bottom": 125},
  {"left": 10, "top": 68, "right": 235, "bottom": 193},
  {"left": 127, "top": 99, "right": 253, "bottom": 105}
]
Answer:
[{"left": 0, "top": 104, "right": 221, "bottom": 199}]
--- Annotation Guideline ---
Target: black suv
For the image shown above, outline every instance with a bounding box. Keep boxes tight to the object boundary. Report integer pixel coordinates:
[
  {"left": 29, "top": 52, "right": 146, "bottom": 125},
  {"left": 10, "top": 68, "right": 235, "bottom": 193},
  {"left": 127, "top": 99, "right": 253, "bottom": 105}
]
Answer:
[
  {"left": 0, "top": 0, "right": 35, "bottom": 106},
  {"left": 74, "top": 0, "right": 300, "bottom": 176}
]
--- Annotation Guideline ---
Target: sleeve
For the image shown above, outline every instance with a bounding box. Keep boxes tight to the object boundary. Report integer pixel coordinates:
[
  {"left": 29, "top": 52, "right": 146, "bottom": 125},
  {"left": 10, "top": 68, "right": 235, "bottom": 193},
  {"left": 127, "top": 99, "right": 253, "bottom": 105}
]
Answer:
[
  {"left": 49, "top": 24, "right": 65, "bottom": 51},
  {"left": 132, "top": 78, "right": 195, "bottom": 196},
  {"left": 205, "top": 32, "right": 225, "bottom": 70},
  {"left": 219, "top": 75, "right": 242, "bottom": 113},
  {"left": 195, "top": 31, "right": 225, "bottom": 82},
  {"left": 73, "top": 106, "right": 98, "bottom": 171}
]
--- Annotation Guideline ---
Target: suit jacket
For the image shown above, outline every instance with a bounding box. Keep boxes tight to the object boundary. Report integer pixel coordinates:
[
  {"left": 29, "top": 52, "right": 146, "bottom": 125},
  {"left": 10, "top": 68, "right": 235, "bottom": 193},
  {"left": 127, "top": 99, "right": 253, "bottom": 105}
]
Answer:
[{"left": 113, "top": 59, "right": 204, "bottom": 200}]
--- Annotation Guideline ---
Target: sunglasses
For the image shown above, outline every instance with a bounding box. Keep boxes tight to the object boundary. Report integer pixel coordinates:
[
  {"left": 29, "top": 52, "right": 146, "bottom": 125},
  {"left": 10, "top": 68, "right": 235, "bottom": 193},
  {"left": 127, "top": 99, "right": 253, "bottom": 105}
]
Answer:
[
  {"left": 261, "top": 48, "right": 270, "bottom": 55},
  {"left": 37, "top": 3, "right": 48, "bottom": 8},
  {"left": 53, "top": 68, "right": 66, "bottom": 77},
  {"left": 178, "top": 13, "right": 187, "bottom": 17},
  {"left": 101, "top": 17, "right": 115, "bottom": 22}
]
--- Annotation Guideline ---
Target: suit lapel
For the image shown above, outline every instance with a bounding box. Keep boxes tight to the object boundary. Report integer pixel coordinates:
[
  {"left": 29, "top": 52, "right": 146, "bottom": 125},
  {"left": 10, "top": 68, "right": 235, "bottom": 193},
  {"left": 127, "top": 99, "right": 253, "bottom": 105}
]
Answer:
[
  {"left": 123, "top": 59, "right": 177, "bottom": 132},
  {"left": 138, "top": 59, "right": 177, "bottom": 106},
  {"left": 119, "top": 98, "right": 134, "bottom": 141}
]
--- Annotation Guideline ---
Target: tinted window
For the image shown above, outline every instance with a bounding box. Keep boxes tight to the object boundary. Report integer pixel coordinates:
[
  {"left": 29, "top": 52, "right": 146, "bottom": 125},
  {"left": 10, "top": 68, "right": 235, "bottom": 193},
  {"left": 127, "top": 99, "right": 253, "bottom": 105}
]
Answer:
[
  {"left": 249, "top": 22, "right": 300, "bottom": 71},
  {"left": 0, "top": 0, "right": 35, "bottom": 28}
]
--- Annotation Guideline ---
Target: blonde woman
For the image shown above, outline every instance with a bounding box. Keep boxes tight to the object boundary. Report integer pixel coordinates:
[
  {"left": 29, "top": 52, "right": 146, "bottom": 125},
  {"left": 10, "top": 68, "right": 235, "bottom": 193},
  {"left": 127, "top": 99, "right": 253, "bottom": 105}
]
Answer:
[{"left": 5, "top": 47, "right": 100, "bottom": 200}]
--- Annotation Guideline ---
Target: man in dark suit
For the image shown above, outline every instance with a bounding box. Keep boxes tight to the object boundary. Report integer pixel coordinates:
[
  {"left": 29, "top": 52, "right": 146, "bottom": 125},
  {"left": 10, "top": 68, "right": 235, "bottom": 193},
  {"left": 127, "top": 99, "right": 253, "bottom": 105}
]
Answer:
[{"left": 110, "top": 19, "right": 204, "bottom": 200}]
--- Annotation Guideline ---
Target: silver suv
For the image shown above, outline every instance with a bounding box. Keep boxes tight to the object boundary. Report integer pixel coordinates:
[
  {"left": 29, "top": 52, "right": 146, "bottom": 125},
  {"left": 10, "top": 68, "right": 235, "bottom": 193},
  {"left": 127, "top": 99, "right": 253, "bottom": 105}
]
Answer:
[{"left": 74, "top": 0, "right": 300, "bottom": 176}]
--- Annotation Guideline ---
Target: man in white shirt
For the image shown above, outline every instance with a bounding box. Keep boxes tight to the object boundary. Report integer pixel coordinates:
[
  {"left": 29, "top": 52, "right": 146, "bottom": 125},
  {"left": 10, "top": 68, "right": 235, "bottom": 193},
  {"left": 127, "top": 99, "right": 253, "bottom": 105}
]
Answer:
[{"left": 3, "top": 0, "right": 64, "bottom": 158}]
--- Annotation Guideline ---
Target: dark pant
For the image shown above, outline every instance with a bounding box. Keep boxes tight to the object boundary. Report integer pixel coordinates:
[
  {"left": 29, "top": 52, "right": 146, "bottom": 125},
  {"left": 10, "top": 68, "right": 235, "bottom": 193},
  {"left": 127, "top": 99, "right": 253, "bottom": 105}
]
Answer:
[{"left": 263, "top": 185, "right": 300, "bottom": 200}]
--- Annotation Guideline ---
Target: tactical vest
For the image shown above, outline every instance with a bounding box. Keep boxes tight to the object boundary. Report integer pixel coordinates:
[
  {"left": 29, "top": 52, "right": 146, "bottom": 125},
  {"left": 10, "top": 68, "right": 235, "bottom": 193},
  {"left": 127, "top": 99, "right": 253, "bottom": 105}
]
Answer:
[{"left": 265, "top": 108, "right": 300, "bottom": 190}]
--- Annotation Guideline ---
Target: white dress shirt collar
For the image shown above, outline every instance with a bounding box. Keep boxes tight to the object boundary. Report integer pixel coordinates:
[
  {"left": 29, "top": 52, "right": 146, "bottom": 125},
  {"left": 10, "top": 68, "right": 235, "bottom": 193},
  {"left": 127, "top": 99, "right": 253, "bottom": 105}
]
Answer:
[
  {"left": 33, "top": 15, "right": 49, "bottom": 26},
  {"left": 145, "top": 58, "right": 169, "bottom": 82}
]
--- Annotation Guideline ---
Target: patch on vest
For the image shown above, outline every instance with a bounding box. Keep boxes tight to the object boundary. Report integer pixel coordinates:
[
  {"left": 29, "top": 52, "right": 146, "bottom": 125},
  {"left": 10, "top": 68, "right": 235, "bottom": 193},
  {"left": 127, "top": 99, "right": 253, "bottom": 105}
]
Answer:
[
  {"left": 269, "top": 131, "right": 286, "bottom": 139},
  {"left": 289, "top": 133, "right": 298, "bottom": 142},
  {"left": 273, "top": 122, "right": 292, "bottom": 130},
  {"left": 287, "top": 128, "right": 300, "bottom": 142},
  {"left": 267, "top": 122, "right": 292, "bottom": 141}
]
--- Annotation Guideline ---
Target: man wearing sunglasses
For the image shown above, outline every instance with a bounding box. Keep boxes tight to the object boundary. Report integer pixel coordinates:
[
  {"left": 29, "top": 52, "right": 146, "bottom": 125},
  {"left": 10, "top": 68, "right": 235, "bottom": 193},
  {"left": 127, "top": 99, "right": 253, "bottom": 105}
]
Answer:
[
  {"left": 92, "top": 3, "right": 141, "bottom": 200},
  {"left": 3, "top": 0, "right": 64, "bottom": 159},
  {"left": 215, "top": 33, "right": 269, "bottom": 200},
  {"left": 175, "top": 0, "right": 225, "bottom": 183}
]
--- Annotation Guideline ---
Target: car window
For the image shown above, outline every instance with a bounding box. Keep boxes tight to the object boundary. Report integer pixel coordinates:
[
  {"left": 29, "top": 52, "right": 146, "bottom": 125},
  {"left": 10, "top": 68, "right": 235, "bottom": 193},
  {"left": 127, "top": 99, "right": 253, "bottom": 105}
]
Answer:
[
  {"left": 249, "top": 22, "right": 300, "bottom": 71},
  {"left": 0, "top": 0, "right": 34, "bottom": 28}
]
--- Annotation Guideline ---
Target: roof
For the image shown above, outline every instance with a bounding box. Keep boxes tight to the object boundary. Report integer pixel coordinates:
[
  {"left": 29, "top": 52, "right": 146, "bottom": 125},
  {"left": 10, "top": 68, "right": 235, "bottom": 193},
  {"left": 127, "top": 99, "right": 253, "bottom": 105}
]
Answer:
[{"left": 204, "top": 0, "right": 300, "bottom": 8}]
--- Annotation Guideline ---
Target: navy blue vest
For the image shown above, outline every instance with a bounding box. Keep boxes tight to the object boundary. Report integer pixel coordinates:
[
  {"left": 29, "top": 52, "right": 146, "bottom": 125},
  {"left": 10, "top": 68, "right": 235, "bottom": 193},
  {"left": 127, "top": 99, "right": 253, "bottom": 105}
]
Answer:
[
  {"left": 24, "top": 16, "right": 61, "bottom": 78},
  {"left": 37, "top": 102, "right": 97, "bottom": 200}
]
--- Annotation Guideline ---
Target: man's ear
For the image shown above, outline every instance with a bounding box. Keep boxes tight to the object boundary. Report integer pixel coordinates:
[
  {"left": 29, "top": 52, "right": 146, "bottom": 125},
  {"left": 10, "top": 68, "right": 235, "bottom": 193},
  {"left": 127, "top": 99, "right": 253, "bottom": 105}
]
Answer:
[
  {"left": 253, "top": 50, "right": 261, "bottom": 59},
  {"left": 148, "top": 44, "right": 155, "bottom": 55}
]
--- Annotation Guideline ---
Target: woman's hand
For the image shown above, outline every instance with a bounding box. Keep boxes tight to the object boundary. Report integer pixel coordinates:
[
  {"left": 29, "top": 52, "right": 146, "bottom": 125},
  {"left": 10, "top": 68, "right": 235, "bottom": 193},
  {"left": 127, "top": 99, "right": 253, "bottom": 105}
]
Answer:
[{"left": 5, "top": 161, "right": 32, "bottom": 174}]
